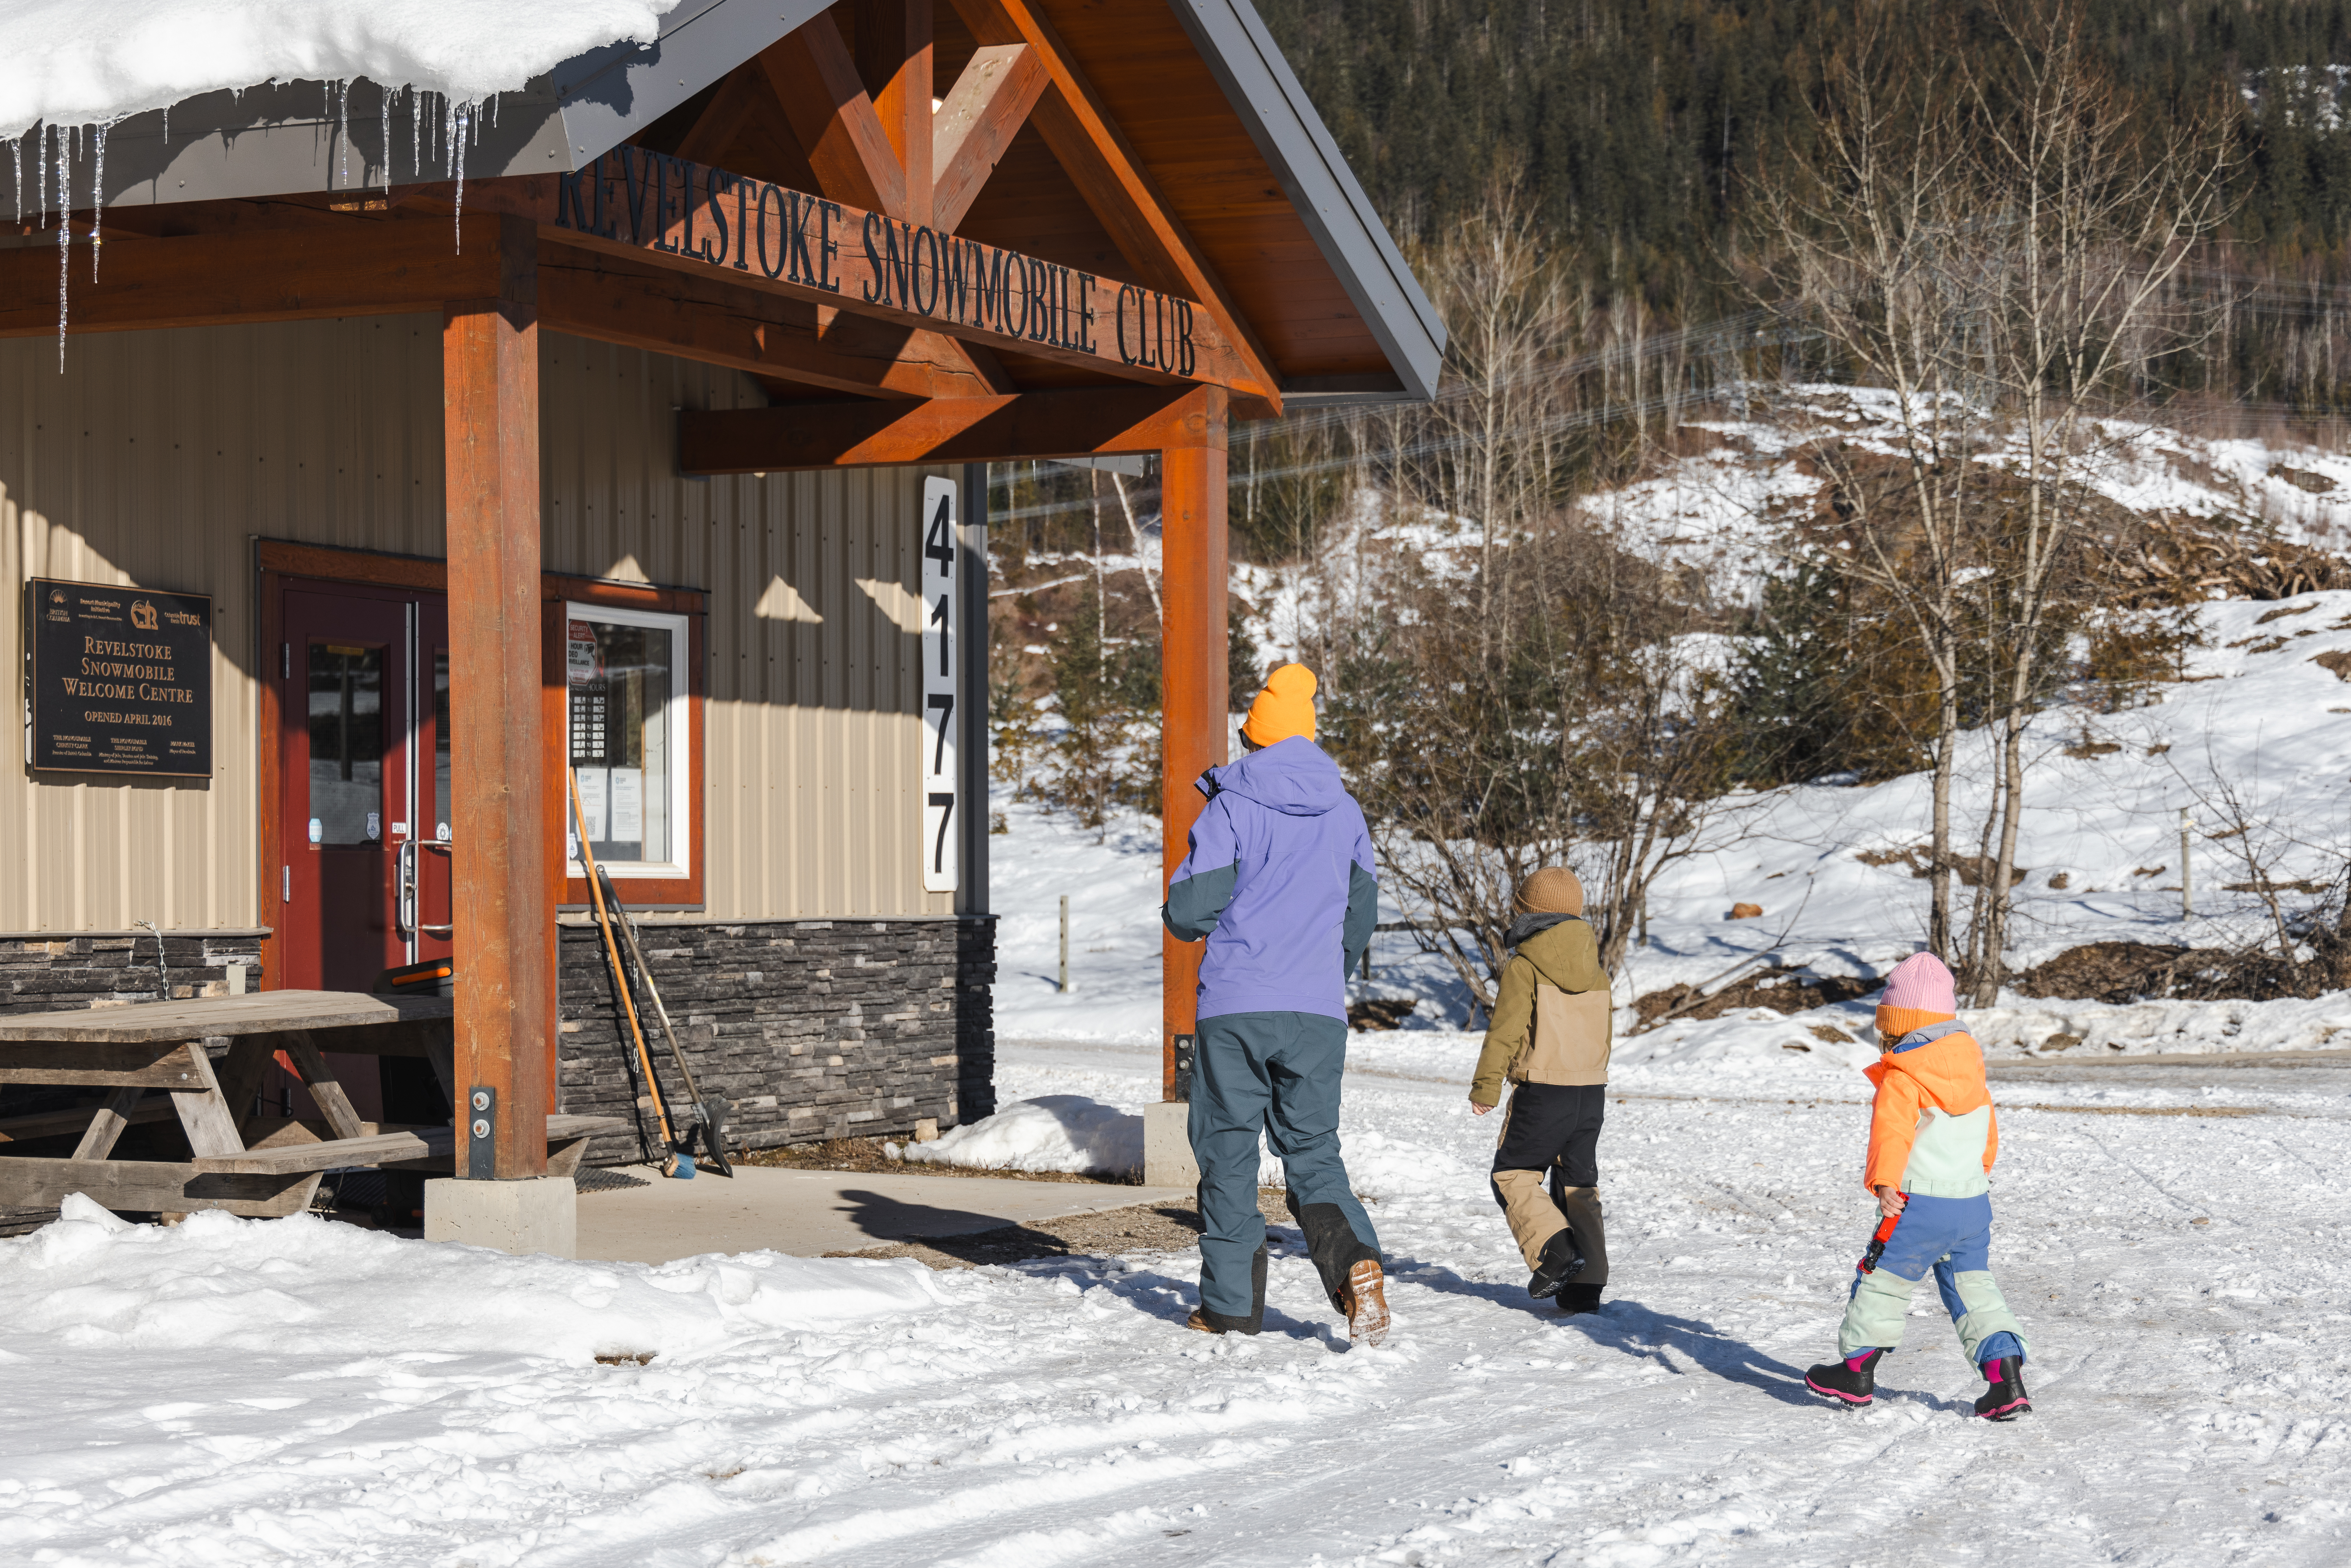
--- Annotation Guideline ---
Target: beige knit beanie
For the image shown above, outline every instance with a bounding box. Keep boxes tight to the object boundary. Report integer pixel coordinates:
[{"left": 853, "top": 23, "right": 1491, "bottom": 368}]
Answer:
[{"left": 1513, "top": 867, "right": 1584, "bottom": 916}]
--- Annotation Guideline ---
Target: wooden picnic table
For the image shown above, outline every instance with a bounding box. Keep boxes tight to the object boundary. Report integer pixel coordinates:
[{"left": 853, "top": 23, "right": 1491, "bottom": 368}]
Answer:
[{"left": 0, "top": 991, "right": 621, "bottom": 1219}]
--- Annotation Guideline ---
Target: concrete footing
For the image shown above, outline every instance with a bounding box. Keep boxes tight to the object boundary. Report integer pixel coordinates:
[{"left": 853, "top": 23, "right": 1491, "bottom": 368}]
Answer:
[
  {"left": 424, "top": 1176, "right": 578, "bottom": 1258},
  {"left": 1141, "top": 1100, "right": 1199, "bottom": 1188}
]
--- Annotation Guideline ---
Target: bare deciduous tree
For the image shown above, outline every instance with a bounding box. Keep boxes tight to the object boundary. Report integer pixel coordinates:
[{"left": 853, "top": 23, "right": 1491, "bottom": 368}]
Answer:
[
  {"left": 1749, "top": 0, "right": 2232, "bottom": 994},
  {"left": 1958, "top": 0, "right": 2235, "bottom": 1000}
]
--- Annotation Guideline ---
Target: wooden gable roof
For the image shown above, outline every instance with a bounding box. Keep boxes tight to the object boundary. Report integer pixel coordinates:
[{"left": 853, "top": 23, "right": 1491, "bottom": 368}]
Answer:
[{"left": 44, "top": 0, "right": 1441, "bottom": 411}]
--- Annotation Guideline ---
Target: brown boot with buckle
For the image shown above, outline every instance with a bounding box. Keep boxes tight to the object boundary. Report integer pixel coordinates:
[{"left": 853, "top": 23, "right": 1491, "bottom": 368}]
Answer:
[{"left": 1338, "top": 1258, "right": 1389, "bottom": 1345}]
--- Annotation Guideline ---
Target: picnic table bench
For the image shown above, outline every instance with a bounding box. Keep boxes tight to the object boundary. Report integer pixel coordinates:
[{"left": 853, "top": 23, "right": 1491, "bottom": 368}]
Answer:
[{"left": 0, "top": 991, "right": 623, "bottom": 1219}]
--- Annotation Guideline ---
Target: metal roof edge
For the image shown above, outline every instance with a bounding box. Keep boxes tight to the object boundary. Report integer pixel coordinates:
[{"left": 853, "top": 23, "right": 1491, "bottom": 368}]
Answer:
[
  {"left": 1163, "top": 0, "right": 1445, "bottom": 405},
  {"left": 551, "top": 0, "right": 832, "bottom": 172}
]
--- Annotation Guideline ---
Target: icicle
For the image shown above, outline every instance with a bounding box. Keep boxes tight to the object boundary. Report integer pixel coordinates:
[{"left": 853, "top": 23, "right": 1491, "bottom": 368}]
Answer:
[
  {"left": 162, "top": 103, "right": 170, "bottom": 145},
  {"left": 39, "top": 123, "right": 50, "bottom": 225},
  {"left": 11, "top": 130, "right": 21, "bottom": 224},
  {"left": 408, "top": 86, "right": 420, "bottom": 177},
  {"left": 450, "top": 100, "right": 469, "bottom": 251},
  {"left": 91, "top": 121, "right": 106, "bottom": 281},
  {"left": 379, "top": 81, "right": 392, "bottom": 195},
  {"left": 335, "top": 80, "right": 349, "bottom": 190},
  {"left": 57, "top": 123, "right": 70, "bottom": 369}
]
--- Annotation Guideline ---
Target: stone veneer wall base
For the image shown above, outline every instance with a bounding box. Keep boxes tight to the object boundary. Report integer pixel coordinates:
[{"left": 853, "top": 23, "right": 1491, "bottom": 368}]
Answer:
[{"left": 559, "top": 915, "right": 996, "bottom": 1165}]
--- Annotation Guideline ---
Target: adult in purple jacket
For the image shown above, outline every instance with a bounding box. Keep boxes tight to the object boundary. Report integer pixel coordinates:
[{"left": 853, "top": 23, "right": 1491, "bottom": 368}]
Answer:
[{"left": 1162, "top": 664, "right": 1388, "bottom": 1344}]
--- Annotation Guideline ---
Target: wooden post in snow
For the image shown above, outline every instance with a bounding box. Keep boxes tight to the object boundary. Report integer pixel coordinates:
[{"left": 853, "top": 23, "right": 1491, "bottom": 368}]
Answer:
[{"left": 2181, "top": 809, "right": 2193, "bottom": 921}]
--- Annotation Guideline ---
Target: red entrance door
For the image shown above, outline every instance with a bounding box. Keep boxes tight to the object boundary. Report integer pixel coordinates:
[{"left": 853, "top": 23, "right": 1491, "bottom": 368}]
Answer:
[{"left": 274, "top": 580, "right": 455, "bottom": 1120}]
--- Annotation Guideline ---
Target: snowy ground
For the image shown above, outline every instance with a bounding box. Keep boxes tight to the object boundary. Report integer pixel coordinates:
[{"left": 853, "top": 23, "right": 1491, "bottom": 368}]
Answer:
[{"left": 9, "top": 1026, "right": 2351, "bottom": 1567}]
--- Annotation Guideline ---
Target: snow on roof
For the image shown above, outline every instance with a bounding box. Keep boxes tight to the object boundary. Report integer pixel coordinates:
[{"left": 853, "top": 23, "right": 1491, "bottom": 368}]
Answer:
[{"left": 0, "top": 0, "right": 685, "bottom": 140}]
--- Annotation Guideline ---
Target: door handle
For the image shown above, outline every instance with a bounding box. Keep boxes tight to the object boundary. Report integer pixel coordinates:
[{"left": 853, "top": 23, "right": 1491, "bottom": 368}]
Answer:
[
  {"left": 419, "top": 839, "right": 454, "bottom": 938},
  {"left": 396, "top": 840, "right": 417, "bottom": 936}
]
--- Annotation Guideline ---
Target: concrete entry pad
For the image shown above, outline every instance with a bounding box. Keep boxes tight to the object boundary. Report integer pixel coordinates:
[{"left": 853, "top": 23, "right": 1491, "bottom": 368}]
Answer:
[{"left": 574, "top": 1164, "right": 1193, "bottom": 1264}]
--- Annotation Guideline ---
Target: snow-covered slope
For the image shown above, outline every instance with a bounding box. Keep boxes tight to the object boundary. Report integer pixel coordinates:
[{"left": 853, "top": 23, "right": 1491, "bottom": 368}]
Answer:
[
  {"left": 1600, "top": 387, "right": 2351, "bottom": 606},
  {"left": 1000, "top": 394, "right": 2351, "bottom": 1072},
  {"left": 1626, "top": 588, "right": 2351, "bottom": 995},
  {"left": 993, "top": 584, "right": 2351, "bottom": 1062}
]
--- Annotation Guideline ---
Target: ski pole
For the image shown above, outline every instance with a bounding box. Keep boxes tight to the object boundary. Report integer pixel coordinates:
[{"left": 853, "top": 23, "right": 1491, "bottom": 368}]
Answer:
[
  {"left": 596, "top": 865, "right": 733, "bottom": 1178},
  {"left": 570, "top": 767, "right": 681, "bottom": 1175}
]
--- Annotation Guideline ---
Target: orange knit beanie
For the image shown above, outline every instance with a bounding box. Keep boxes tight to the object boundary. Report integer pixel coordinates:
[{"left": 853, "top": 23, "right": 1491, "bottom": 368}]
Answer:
[{"left": 1241, "top": 663, "right": 1318, "bottom": 747}]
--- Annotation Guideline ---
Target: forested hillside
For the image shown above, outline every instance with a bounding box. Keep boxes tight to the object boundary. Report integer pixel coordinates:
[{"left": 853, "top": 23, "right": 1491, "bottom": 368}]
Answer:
[{"left": 1260, "top": 0, "right": 2351, "bottom": 410}]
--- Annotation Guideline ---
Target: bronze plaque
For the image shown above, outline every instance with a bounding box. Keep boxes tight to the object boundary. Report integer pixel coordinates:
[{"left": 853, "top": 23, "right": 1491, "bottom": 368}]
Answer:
[{"left": 28, "top": 578, "right": 213, "bottom": 778}]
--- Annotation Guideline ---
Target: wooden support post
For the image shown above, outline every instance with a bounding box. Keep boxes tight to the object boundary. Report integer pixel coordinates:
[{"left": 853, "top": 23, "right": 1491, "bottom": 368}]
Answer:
[
  {"left": 444, "top": 212, "right": 552, "bottom": 1180},
  {"left": 1159, "top": 387, "right": 1230, "bottom": 1102}
]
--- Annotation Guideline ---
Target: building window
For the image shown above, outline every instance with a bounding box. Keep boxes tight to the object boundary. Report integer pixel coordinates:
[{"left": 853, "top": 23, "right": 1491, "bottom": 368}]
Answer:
[
  {"left": 565, "top": 602, "right": 690, "bottom": 880},
  {"left": 305, "top": 641, "right": 387, "bottom": 846}
]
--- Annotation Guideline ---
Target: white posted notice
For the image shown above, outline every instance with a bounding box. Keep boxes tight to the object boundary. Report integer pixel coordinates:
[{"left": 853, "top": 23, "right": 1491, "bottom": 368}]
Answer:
[{"left": 920, "top": 475, "right": 959, "bottom": 893}]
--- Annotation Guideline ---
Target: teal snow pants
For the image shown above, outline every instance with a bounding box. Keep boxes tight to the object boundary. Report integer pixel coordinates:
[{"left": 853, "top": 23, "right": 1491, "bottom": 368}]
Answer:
[{"left": 1189, "top": 1010, "right": 1380, "bottom": 1330}]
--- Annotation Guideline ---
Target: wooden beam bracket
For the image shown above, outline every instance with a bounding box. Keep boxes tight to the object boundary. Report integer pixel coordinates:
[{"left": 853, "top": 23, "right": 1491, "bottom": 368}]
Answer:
[
  {"left": 679, "top": 384, "right": 1225, "bottom": 472},
  {"left": 932, "top": 44, "right": 1048, "bottom": 233}
]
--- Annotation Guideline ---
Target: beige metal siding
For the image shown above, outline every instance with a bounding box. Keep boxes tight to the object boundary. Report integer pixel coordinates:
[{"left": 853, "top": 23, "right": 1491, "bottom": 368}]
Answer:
[
  {"left": 1, "top": 317, "right": 952, "bottom": 932},
  {"left": 539, "top": 333, "right": 953, "bottom": 921}
]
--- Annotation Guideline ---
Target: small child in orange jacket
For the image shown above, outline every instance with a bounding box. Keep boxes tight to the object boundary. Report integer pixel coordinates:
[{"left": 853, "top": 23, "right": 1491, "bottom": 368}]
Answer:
[{"left": 1803, "top": 953, "right": 2032, "bottom": 1420}]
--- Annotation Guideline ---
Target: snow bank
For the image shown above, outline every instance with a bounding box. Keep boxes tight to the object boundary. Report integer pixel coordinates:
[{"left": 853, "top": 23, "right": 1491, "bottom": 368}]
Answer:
[
  {"left": 904, "top": 1094, "right": 1143, "bottom": 1175},
  {"left": 0, "top": 0, "right": 684, "bottom": 138},
  {"left": 1966, "top": 990, "right": 2351, "bottom": 1057},
  {"left": 1, "top": 1195, "right": 946, "bottom": 1362},
  {"left": 1616, "top": 988, "right": 2351, "bottom": 1083},
  {"left": 910, "top": 1092, "right": 1404, "bottom": 1189}
]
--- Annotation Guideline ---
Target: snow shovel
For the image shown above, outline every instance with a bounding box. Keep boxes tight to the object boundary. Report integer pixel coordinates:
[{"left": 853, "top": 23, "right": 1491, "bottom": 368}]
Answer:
[
  {"left": 570, "top": 767, "right": 688, "bottom": 1177},
  {"left": 595, "top": 865, "right": 735, "bottom": 1178}
]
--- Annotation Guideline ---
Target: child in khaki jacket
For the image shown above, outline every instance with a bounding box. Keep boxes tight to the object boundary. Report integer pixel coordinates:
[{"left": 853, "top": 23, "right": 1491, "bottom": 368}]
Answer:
[{"left": 1467, "top": 868, "right": 1612, "bottom": 1314}]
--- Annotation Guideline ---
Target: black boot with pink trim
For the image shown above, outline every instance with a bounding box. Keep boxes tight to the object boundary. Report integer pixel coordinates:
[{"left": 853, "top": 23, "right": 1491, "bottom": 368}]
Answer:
[
  {"left": 1804, "top": 1348, "right": 1884, "bottom": 1406},
  {"left": 1974, "top": 1355, "right": 2031, "bottom": 1420}
]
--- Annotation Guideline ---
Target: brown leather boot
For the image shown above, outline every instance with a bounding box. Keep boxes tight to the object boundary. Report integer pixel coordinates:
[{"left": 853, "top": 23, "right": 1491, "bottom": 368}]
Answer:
[
  {"left": 1338, "top": 1258, "right": 1390, "bottom": 1346},
  {"left": 1186, "top": 1246, "right": 1267, "bottom": 1335}
]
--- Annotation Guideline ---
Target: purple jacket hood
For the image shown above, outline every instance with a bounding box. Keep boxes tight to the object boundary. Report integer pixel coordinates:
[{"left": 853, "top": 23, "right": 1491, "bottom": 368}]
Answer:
[{"left": 1199, "top": 736, "right": 1349, "bottom": 816}]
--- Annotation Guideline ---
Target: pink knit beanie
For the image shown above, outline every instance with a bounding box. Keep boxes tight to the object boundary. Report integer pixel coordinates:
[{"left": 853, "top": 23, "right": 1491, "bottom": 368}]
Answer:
[{"left": 1875, "top": 951, "right": 1957, "bottom": 1039}]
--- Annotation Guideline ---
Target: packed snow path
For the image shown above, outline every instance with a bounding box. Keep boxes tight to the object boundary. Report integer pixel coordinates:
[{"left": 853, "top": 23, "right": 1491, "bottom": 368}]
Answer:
[{"left": 5, "top": 1042, "right": 2349, "bottom": 1566}]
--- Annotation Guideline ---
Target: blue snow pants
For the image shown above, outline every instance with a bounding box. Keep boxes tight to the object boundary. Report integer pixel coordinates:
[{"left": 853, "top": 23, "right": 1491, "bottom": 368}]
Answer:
[{"left": 1189, "top": 1010, "right": 1380, "bottom": 1325}]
